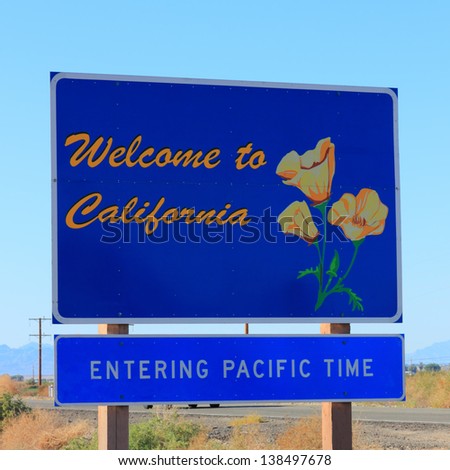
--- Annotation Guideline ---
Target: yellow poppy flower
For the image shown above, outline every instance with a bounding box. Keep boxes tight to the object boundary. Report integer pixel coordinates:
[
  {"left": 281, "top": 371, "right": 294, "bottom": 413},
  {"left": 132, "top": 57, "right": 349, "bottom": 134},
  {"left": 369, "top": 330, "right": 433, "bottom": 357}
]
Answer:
[
  {"left": 278, "top": 201, "right": 319, "bottom": 243},
  {"left": 276, "top": 137, "right": 335, "bottom": 205},
  {"left": 328, "top": 189, "right": 388, "bottom": 241}
]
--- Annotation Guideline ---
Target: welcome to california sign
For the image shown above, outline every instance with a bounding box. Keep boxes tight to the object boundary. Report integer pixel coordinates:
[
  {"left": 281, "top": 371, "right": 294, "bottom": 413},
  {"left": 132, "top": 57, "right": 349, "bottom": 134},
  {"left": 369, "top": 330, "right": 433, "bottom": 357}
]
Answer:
[{"left": 51, "top": 73, "right": 401, "bottom": 324}]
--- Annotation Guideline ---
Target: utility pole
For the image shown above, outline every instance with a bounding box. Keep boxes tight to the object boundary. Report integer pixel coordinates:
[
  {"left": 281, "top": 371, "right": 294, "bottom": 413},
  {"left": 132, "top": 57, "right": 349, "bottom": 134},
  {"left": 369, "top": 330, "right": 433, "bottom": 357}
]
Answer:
[{"left": 29, "top": 317, "right": 51, "bottom": 386}]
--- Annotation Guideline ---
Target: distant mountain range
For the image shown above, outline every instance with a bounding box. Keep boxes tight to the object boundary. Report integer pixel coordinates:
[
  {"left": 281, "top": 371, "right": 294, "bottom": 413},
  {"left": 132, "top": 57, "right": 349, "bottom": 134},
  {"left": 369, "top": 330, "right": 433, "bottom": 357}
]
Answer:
[
  {"left": 1, "top": 339, "right": 449, "bottom": 377},
  {"left": 405, "top": 339, "right": 450, "bottom": 365},
  {"left": 0, "top": 343, "right": 53, "bottom": 377}
]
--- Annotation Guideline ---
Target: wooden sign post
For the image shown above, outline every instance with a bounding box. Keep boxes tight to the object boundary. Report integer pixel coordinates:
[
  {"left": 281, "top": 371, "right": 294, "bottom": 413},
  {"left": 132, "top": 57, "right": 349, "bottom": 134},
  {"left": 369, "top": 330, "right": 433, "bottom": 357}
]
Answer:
[
  {"left": 320, "top": 323, "right": 352, "bottom": 450},
  {"left": 98, "top": 324, "right": 129, "bottom": 450}
]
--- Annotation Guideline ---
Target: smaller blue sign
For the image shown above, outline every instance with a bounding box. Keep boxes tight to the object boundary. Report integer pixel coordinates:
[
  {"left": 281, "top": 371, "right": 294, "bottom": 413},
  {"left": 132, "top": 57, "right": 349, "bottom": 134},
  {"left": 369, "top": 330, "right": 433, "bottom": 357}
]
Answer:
[{"left": 54, "top": 335, "right": 404, "bottom": 405}]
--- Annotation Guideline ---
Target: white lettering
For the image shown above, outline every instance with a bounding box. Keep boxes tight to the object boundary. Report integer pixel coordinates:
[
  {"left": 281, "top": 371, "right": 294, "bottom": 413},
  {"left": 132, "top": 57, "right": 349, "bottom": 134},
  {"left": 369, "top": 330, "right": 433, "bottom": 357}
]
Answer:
[
  {"left": 346, "top": 359, "right": 359, "bottom": 377},
  {"left": 223, "top": 358, "right": 312, "bottom": 379},
  {"left": 299, "top": 359, "right": 310, "bottom": 378},
  {"left": 106, "top": 360, "right": 119, "bottom": 380},
  {"left": 253, "top": 359, "right": 264, "bottom": 378},
  {"left": 90, "top": 360, "right": 102, "bottom": 380},
  {"left": 88, "top": 359, "right": 211, "bottom": 380},
  {"left": 124, "top": 360, "right": 135, "bottom": 379},
  {"left": 236, "top": 360, "right": 250, "bottom": 378},
  {"left": 179, "top": 360, "right": 192, "bottom": 378},
  {"left": 223, "top": 360, "right": 235, "bottom": 378},
  {"left": 324, "top": 358, "right": 374, "bottom": 377},
  {"left": 363, "top": 358, "right": 373, "bottom": 376},
  {"left": 324, "top": 359, "right": 334, "bottom": 377},
  {"left": 154, "top": 360, "right": 166, "bottom": 379},
  {"left": 197, "top": 360, "right": 208, "bottom": 379},
  {"left": 276, "top": 359, "right": 287, "bottom": 377},
  {"left": 140, "top": 360, "right": 151, "bottom": 379}
]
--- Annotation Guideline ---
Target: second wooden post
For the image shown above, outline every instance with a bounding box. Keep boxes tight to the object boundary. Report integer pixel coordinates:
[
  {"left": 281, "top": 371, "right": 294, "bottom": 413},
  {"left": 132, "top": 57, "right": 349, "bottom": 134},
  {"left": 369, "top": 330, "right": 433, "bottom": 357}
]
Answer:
[{"left": 320, "top": 323, "right": 352, "bottom": 450}]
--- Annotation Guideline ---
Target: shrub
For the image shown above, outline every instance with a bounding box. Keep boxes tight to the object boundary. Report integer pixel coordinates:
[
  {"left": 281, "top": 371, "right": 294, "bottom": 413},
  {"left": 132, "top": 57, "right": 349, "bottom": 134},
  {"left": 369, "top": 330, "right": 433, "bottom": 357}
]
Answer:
[
  {"left": 10, "top": 375, "right": 24, "bottom": 382},
  {"left": 0, "top": 393, "right": 31, "bottom": 422},
  {"left": 129, "top": 413, "right": 200, "bottom": 450},
  {"left": 424, "top": 363, "right": 441, "bottom": 372},
  {"left": 64, "top": 434, "right": 97, "bottom": 450},
  {"left": 65, "top": 412, "right": 201, "bottom": 450}
]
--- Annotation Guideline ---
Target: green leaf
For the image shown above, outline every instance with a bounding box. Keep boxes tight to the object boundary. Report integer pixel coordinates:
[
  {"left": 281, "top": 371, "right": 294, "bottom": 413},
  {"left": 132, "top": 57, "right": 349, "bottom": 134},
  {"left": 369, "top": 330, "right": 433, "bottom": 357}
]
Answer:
[
  {"left": 297, "top": 266, "right": 320, "bottom": 280},
  {"left": 326, "top": 250, "right": 340, "bottom": 278},
  {"left": 333, "top": 284, "right": 364, "bottom": 312}
]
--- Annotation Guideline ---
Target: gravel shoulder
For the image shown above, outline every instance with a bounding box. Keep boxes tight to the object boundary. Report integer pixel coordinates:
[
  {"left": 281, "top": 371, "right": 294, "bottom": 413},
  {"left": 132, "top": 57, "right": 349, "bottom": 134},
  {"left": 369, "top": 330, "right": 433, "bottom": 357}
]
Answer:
[{"left": 52, "top": 408, "right": 450, "bottom": 450}]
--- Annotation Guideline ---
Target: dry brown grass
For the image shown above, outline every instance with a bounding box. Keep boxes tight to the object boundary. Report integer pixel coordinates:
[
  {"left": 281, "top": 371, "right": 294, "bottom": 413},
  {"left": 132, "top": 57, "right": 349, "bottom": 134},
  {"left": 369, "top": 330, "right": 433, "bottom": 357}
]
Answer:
[
  {"left": 228, "top": 422, "right": 271, "bottom": 450},
  {"left": 276, "top": 415, "right": 322, "bottom": 450},
  {"left": 364, "top": 371, "right": 450, "bottom": 409},
  {"left": 275, "top": 416, "right": 382, "bottom": 450},
  {"left": 0, "top": 410, "right": 383, "bottom": 450},
  {"left": 188, "top": 431, "right": 224, "bottom": 450},
  {"left": 189, "top": 414, "right": 272, "bottom": 450},
  {"left": 229, "top": 414, "right": 264, "bottom": 427},
  {"left": 191, "top": 414, "right": 335, "bottom": 450},
  {"left": 227, "top": 413, "right": 274, "bottom": 449},
  {"left": 36, "top": 384, "right": 51, "bottom": 397},
  {"left": 404, "top": 371, "right": 450, "bottom": 408},
  {"left": 159, "top": 415, "right": 382, "bottom": 451},
  {"left": 0, "top": 410, "right": 91, "bottom": 450},
  {"left": 0, "top": 375, "right": 20, "bottom": 395}
]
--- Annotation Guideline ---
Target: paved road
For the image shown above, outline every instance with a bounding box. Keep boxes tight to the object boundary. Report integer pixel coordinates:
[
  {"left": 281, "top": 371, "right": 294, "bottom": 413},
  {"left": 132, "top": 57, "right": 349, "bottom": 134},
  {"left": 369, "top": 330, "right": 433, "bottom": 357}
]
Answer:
[{"left": 27, "top": 399, "right": 450, "bottom": 425}]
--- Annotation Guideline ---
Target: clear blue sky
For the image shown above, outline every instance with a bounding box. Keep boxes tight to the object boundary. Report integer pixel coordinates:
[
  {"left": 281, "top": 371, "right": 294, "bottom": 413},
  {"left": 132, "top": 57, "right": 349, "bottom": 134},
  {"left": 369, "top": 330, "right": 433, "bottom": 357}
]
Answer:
[{"left": 0, "top": 0, "right": 449, "bottom": 354}]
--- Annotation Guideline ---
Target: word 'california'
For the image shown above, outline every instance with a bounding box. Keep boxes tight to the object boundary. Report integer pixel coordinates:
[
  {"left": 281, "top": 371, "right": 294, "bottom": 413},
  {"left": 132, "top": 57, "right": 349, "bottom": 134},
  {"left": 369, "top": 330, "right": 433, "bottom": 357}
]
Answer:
[{"left": 66, "top": 193, "right": 250, "bottom": 234}]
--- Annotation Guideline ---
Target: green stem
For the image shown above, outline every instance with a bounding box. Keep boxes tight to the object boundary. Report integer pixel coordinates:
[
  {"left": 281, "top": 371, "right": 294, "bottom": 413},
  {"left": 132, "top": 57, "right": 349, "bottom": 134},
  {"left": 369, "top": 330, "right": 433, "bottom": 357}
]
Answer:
[
  {"left": 340, "top": 238, "right": 364, "bottom": 283},
  {"left": 313, "top": 240, "right": 322, "bottom": 264},
  {"left": 314, "top": 200, "right": 329, "bottom": 310},
  {"left": 316, "top": 201, "right": 328, "bottom": 272},
  {"left": 323, "top": 275, "right": 334, "bottom": 295},
  {"left": 313, "top": 240, "right": 322, "bottom": 293}
]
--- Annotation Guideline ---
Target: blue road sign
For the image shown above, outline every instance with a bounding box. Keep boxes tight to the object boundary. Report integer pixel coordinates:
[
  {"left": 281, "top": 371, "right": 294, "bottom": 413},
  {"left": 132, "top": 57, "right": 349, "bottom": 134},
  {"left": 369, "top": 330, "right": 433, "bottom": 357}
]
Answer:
[
  {"left": 51, "top": 73, "right": 401, "bottom": 324},
  {"left": 54, "top": 335, "right": 405, "bottom": 405}
]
